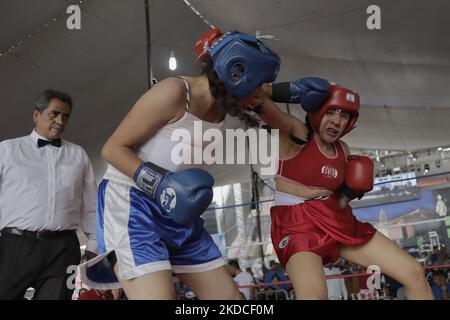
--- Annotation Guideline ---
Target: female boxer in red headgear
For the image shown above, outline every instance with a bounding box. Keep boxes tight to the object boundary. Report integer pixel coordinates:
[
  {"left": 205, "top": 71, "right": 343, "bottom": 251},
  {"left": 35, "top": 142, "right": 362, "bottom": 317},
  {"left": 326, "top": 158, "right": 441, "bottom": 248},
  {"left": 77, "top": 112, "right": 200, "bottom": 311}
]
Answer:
[
  {"left": 79, "top": 28, "right": 280, "bottom": 299},
  {"left": 250, "top": 81, "right": 434, "bottom": 299}
]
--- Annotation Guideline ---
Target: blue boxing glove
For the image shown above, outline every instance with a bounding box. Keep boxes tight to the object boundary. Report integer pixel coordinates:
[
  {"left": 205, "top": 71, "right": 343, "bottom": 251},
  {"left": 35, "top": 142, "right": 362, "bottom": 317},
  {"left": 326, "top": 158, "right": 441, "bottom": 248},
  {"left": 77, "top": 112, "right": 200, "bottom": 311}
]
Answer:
[
  {"left": 133, "top": 162, "right": 214, "bottom": 225},
  {"left": 271, "top": 77, "right": 330, "bottom": 112}
]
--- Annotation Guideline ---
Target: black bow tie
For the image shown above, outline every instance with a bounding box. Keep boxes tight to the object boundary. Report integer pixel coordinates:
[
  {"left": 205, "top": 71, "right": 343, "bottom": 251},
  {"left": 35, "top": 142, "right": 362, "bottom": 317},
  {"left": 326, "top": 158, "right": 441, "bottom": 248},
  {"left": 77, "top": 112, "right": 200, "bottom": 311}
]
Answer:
[{"left": 37, "top": 138, "right": 62, "bottom": 148}]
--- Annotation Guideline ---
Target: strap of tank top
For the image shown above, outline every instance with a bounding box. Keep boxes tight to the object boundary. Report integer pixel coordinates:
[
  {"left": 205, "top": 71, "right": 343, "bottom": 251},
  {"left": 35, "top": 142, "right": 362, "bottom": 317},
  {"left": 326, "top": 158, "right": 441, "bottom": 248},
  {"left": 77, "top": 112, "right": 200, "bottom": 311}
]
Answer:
[{"left": 175, "top": 76, "right": 190, "bottom": 111}]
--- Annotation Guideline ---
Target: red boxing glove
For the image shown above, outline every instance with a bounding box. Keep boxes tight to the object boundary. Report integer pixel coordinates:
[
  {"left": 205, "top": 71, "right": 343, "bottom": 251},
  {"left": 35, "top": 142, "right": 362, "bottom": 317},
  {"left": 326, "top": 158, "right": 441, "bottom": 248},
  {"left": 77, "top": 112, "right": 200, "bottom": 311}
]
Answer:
[
  {"left": 324, "top": 156, "right": 374, "bottom": 210},
  {"left": 342, "top": 155, "right": 374, "bottom": 200},
  {"left": 195, "top": 28, "right": 223, "bottom": 62}
]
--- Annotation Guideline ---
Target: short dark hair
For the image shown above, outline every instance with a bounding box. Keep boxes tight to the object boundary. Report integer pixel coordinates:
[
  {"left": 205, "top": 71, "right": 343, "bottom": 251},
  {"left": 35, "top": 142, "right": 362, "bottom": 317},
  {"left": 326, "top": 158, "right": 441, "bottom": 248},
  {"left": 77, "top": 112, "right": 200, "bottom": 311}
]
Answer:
[
  {"left": 228, "top": 260, "right": 240, "bottom": 270},
  {"left": 35, "top": 89, "right": 73, "bottom": 112},
  {"left": 432, "top": 270, "right": 446, "bottom": 277}
]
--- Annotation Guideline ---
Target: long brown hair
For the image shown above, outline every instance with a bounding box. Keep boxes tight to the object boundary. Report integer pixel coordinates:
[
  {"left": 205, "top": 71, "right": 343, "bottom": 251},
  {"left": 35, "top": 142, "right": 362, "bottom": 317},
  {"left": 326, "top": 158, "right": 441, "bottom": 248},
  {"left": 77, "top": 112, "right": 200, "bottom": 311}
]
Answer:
[
  {"left": 304, "top": 115, "right": 314, "bottom": 141},
  {"left": 201, "top": 60, "right": 260, "bottom": 128}
]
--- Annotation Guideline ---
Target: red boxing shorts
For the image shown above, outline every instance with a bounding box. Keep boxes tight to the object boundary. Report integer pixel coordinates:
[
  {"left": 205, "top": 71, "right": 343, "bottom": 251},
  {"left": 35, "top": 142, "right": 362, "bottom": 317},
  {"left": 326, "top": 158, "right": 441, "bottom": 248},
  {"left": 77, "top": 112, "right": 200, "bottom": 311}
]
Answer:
[{"left": 271, "top": 193, "right": 376, "bottom": 267}]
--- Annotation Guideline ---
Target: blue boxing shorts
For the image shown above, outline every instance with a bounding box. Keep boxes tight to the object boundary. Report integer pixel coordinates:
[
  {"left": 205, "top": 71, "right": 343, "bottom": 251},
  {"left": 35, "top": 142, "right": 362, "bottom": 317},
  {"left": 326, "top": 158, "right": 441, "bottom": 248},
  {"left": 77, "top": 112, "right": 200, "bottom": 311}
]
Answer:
[{"left": 94, "top": 178, "right": 224, "bottom": 282}]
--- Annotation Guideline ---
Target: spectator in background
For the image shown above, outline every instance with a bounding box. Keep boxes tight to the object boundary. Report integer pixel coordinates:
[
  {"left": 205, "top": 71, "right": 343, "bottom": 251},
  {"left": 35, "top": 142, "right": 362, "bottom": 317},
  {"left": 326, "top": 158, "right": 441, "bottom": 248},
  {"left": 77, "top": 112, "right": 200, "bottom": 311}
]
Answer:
[
  {"left": 425, "top": 247, "right": 449, "bottom": 284},
  {"left": 227, "top": 260, "right": 255, "bottom": 300},
  {"left": 269, "top": 260, "right": 284, "bottom": 274},
  {"left": 430, "top": 270, "right": 449, "bottom": 300},
  {"left": 111, "top": 288, "right": 124, "bottom": 300},
  {"left": 341, "top": 261, "right": 360, "bottom": 299},
  {"left": 245, "top": 267, "right": 258, "bottom": 283},
  {"left": 324, "top": 263, "right": 347, "bottom": 300},
  {"left": 435, "top": 252, "right": 450, "bottom": 270},
  {"left": 266, "top": 274, "right": 288, "bottom": 300},
  {"left": 76, "top": 288, "right": 88, "bottom": 299},
  {"left": 435, "top": 194, "right": 447, "bottom": 217},
  {"left": 383, "top": 274, "right": 402, "bottom": 299},
  {"left": 264, "top": 260, "right": 289, "bottom": 292},
  {"left": 78, "top": 289, "right": 114, "bottom": 300},
  {"left": 427, "top": 246, "right": 440, "bottom": 265},
  {"left": 357, "top": 264, "right": 374, "bottom": 299},
  {"left": 245, "top": 266, "right": 265, "bottom": 299}
]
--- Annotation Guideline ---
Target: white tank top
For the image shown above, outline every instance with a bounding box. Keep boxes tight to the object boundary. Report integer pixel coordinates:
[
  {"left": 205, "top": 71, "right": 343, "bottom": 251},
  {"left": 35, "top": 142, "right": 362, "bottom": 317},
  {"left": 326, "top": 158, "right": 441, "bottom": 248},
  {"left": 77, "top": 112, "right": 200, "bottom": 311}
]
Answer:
[{"left": 104, "top": 77, "right": 224, "bottom": 184}]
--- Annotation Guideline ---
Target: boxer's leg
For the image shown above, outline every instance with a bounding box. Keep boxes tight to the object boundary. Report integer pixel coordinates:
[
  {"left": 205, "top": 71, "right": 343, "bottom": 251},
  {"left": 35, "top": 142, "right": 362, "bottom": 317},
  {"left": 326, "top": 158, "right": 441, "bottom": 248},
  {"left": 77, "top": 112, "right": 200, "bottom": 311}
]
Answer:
[
  {"left": 178, "top": 266, "right": 241, "bottom": 300},
  {"left": 114, "top": 264, "right": 175, "bottom": 300},
  {"left": 340, "top": 231, "right": 433, "bottom": 300},
  {"left": 285, "top": 252, "right": 327, "bottom": 300}
]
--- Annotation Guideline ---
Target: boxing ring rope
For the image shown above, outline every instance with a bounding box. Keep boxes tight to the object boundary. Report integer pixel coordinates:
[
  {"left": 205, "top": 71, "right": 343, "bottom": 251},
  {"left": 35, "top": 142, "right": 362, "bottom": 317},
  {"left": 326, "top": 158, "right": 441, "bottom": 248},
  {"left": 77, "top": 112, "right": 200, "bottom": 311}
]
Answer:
[
  {"left": 237, "top": 263, "right": 450, "bottom": 289},
  {"left": 205, "top": 170, "right": 450, "bottom": 212},
  {"left": 203, "top": 170, "right": 450, "bottom": 253},
  {"left": 79, "top": 171, "right": 450, "bottom": 251}
]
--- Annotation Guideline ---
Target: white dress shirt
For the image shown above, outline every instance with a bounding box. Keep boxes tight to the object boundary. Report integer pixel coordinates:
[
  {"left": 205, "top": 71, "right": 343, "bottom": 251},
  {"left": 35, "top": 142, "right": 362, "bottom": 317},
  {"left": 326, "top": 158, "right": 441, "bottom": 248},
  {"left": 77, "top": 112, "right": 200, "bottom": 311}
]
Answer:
[
  {"left": 0, "top": 130, "right": 97, "bottom": 253},
  {"left": 234, "top": 271, "right": 255, "bottom": 300},
  {"left": 324, "top": 266, "right": 348, "bottom": 300}
]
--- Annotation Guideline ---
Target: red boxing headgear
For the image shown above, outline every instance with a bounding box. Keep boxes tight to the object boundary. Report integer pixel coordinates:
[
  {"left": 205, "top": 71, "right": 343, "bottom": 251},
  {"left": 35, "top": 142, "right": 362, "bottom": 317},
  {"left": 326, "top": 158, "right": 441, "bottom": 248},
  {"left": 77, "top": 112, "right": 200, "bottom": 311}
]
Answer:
[
  {"left": 195, "top": 28, "right": 224, "bottom": 62},
  {"left": 307, "top": 84, "right": 360, "bottom": 138}
]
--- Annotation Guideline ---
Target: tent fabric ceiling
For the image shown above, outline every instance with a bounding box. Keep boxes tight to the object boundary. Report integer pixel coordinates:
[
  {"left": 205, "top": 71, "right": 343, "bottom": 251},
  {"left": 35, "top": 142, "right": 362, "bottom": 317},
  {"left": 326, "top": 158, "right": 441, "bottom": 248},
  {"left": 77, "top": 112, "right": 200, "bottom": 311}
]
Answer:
[
  {"left": 189, "top": 0, "right": 450, "bottom": 147},
  {"left": 1, "top": 0, "right": 449, "bottom": 185}
]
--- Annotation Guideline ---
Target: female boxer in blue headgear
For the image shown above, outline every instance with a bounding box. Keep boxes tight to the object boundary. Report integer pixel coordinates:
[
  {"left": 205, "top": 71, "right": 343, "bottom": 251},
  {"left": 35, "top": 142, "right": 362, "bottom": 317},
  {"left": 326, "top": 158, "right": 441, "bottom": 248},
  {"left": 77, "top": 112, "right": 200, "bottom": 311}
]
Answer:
[{"left": 79, "top": 28, "right": 280, "bottom": 299}]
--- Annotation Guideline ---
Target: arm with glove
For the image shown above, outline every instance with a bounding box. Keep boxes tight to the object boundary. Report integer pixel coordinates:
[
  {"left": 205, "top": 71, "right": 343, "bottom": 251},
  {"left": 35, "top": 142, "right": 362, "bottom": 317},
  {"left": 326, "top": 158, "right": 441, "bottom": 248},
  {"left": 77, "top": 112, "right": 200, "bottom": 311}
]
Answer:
[
  {"left": 101, "top": 78, "right": 214, "bottom": 226},
  {"left": 268, "top": 77, "right": 330, "bottom": 112},
  {"left": 133, "top": 162, "right": 213, "bottom": 226},
  {"left": 249, "top": 77, "right": 330, "bottom": 139}
]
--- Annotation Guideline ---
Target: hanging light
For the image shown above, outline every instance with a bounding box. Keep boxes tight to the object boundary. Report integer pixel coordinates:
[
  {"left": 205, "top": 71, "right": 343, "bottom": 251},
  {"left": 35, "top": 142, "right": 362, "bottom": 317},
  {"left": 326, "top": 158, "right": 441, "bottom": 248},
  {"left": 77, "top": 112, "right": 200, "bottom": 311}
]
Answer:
[{"left": 169, "top": 51, "right": 177, "bottom": 71}]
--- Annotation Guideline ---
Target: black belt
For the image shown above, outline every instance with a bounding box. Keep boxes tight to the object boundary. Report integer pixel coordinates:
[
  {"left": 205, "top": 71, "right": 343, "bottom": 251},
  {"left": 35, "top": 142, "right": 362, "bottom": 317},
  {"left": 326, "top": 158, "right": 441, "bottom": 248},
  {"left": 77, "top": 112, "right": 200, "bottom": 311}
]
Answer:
[{"left": 0, "top": 227, "right": 75, "bottom": 240}]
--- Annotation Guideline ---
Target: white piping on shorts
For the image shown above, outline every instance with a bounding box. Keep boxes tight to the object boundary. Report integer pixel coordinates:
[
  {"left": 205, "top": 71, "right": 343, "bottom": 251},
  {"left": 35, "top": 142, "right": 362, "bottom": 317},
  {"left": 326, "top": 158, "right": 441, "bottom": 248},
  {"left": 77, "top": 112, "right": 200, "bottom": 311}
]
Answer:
[{"left": 172, "top": 257, "right": 226, "bottom": 274}]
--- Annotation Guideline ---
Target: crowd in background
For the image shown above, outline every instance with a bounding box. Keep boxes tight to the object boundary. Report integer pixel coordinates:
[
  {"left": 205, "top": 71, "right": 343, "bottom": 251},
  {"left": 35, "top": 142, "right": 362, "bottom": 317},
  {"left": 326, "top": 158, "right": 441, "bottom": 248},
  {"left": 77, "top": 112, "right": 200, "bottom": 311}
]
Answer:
[
  {"left": 170, "top": 245, "right": 449, "bottom": 300},
  {"left": 69, "top": 245, "right": 449, "bottom": 300}
]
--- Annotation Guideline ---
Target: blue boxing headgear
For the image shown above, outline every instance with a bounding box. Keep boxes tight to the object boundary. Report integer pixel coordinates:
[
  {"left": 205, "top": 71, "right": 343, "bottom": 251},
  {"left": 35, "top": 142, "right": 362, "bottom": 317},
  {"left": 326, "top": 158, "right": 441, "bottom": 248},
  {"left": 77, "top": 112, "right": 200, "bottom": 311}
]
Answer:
[{"left": 209, "top": 32, "right": 280, "bottom": 98}]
